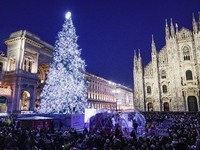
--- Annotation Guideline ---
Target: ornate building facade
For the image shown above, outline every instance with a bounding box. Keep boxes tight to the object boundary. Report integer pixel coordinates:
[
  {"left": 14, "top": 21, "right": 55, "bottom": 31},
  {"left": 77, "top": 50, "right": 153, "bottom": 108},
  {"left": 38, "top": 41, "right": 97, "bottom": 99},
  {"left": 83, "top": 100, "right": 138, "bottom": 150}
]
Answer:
[
  {"left": 0, "top": 30, "right": 53, "bottom": 114},
  {"left": 0, "top": 30, "right": 133, "bottom": 114},
  {"left": 134, "top": 13, "right": 200, "bottom": 112}
]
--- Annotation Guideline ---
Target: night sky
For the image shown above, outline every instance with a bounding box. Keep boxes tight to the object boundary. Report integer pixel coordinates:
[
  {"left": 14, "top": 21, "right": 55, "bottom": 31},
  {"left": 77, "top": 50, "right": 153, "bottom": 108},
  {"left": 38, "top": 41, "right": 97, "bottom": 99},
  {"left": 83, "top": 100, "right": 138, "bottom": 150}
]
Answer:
[{"left": 0, "top": 0, "right": 200, "bottom": 88}]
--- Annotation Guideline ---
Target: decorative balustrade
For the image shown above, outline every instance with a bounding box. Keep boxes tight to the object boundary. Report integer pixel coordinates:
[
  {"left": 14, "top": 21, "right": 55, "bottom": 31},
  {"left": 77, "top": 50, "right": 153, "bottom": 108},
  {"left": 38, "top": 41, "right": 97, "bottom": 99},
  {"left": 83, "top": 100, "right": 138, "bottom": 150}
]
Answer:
[{"left": 6, "top": 70, "right": 39, "bottom": 79}]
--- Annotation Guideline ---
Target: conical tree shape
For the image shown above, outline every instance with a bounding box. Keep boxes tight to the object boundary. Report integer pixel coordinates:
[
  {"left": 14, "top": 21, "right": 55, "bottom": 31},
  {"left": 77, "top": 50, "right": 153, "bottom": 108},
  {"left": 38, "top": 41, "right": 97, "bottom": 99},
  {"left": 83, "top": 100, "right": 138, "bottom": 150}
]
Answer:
[{"left": 38, "top": 12, "right": 87, "bottom": 114}]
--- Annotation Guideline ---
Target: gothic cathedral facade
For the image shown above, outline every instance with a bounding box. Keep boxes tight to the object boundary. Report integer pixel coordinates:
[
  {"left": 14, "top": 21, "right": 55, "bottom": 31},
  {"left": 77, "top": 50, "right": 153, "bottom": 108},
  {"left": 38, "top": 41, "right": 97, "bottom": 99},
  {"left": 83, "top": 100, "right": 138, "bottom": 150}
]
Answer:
[{"left": 133, "top": 13, "right": 200, "bottom": 112}]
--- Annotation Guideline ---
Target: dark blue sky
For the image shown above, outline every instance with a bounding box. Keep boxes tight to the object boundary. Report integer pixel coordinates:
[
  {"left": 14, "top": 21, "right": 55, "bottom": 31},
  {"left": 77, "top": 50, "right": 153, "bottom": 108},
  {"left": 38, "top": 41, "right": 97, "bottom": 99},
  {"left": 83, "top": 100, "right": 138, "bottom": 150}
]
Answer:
[{"left": 0, "top": 0, "right": 200, "bottom": 88}]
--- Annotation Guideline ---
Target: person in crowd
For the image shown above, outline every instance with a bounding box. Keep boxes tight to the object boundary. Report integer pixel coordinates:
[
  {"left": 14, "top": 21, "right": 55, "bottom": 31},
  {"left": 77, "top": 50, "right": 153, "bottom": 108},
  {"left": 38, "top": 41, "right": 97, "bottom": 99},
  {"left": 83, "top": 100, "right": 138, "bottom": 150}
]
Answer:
[{"left": 0, "top": 112, "right": 200, "bottom": 149}]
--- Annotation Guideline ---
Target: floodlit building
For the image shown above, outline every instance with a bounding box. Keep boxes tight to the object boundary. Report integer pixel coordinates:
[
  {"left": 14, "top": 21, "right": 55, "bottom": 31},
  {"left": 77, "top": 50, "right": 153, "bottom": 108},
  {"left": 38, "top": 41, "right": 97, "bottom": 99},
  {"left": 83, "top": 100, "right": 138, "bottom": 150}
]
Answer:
[
  {"left": 0, "top": 30, "right": 53, "bottom": 114},
  {"left": 133, "top": 13, "right": 200, "bottom": 112},
  {"left": 0, "top": 30, "right": 133, "bottom": 114},
  {"left": 85, "top": 72, "right": 134, "bottom": 111}
]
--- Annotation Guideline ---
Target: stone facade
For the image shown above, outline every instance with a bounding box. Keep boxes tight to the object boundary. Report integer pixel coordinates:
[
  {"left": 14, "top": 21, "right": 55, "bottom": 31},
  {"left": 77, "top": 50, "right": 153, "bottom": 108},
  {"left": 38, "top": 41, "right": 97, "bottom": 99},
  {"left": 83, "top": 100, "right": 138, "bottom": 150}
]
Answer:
[
  {"left": 133, "top": 14, "right": 200, "bottom": 112},
  {"left": 85, "top": 72, "right": 134, "bottom": 111},
  {"left": 0, "top": 30, "right": 53, "bottom": 113}
]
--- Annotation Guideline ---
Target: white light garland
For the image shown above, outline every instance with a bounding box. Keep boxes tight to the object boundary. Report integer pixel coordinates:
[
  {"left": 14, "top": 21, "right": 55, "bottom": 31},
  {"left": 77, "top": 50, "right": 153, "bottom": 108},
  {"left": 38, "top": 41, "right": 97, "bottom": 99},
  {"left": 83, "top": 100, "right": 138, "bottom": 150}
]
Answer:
[{"left": 38, "top": 13, "right": 87, "bottom": 114}]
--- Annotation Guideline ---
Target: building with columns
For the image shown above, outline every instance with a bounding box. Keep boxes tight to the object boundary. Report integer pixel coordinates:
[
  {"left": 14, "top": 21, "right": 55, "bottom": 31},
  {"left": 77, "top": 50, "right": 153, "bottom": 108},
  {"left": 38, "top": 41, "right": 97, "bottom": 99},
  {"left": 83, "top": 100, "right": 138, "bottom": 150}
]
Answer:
[
  {"left": 0, "top": 30, "right": 133, "bottom": 114},
  {"left": 0, "top": 30, "right": 53, "bottom": 113},
  {"left": 134, "top": 13, "right": 200, "bottom": 112},
  {"left": 85, "top": 72, "right": 134, "bottom": 111}
]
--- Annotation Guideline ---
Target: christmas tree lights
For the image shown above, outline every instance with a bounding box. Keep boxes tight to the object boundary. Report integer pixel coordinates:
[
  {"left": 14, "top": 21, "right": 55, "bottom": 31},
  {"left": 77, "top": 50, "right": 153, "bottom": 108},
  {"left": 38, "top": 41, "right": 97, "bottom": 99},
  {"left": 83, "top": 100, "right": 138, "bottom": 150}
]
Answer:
[{"left": 38, "top": 12, "right": 87, "bottom": 114}]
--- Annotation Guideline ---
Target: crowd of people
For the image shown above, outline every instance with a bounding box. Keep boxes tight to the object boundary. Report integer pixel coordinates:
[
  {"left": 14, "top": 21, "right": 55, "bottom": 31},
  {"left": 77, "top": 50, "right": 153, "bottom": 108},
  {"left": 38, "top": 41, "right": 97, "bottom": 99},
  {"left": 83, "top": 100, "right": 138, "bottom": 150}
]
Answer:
[{"left": 0, "top": 112, "right": 200, "bottom": 150}]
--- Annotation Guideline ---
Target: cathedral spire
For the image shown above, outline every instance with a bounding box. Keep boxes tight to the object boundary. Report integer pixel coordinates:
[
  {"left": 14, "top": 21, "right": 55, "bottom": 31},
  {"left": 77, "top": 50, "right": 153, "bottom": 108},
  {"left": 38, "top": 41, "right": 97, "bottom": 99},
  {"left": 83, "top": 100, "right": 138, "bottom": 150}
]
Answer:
[
  {"left": 192, "top": 13, "right": 198, "bottom": 33},
  {"left": 165, "top": 19, "right": 170, "bottom": 39},
  {"left": 151, "top": 34, "right": 156, "bottom": 54},
  {"left": 175, "top": 23, "right": 178, "bottom": 34},
  {"left": 170, "top": 18, "right": 175, "bottom": 37},
  {"left": 133, "top": 49, "right": 137, "bottom": 69},
  {"left": 198, "top": 11, "right": 200, "bottom": 32},
  {"left": 138, "top": 49, "right": 141, "bottom": 58},
  {"left": 134, "top": 49, "right": 137, "bottom": 60},
  {"left": 193, "top": 13, "right": 196, "bottom": 21},
  {"left": 138, "top": 49, "right": 142, "bottom": 69}
]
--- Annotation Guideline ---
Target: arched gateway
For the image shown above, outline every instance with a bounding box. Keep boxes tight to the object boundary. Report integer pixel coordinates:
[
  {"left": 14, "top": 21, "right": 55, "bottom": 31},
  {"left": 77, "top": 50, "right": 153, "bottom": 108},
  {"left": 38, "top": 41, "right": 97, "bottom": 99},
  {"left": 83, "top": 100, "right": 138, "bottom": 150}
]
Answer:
[
  {"left": 163, "top": 102, "right": 169, "bottom": 112},
  {"left": 187, "top": 96, "right": 198, "bottom": 112},
  {"left": 147, "top": 102, "right": 153, "bottom": 112}
]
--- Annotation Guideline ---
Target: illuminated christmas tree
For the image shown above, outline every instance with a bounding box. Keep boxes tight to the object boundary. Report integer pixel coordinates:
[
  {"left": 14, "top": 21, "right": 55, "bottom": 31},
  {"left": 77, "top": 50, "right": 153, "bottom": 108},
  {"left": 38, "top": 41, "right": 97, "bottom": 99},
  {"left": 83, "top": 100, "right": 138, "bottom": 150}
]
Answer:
[{"left": 38, "top": 12, "right": 87, "bottom": 114}]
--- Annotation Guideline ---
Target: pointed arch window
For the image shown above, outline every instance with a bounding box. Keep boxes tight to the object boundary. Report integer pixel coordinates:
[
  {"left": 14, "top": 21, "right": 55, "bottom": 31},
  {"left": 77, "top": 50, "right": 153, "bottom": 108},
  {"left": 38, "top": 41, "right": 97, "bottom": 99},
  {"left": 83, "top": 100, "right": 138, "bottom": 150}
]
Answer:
[
  {"left": 186, "top": 70, "right": 193, "bottom": 80},
  {"left": 162, "top": 85, "right": 167, "bottom": 93},
  {"left": 0, "top": 62, "right": 3, "bottom": 71},
  {"left": 147, "top": 86, "right": 151, "bottom": 94},
  {"left": 161, "top": 70, "right": 166, "bottom": 79},
  {"left": 183, "top": 46, "right": 190, "bottom": 60}
]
